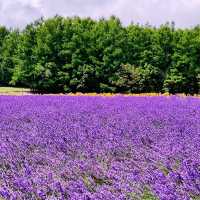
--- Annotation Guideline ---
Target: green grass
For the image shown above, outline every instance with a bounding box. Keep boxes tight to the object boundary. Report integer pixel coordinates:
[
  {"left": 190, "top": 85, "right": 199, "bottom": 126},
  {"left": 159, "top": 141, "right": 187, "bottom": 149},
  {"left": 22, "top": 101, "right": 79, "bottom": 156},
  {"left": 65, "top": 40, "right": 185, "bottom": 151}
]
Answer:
[{"left": 0, "top": 87, "right": 30, "bottom": 94}]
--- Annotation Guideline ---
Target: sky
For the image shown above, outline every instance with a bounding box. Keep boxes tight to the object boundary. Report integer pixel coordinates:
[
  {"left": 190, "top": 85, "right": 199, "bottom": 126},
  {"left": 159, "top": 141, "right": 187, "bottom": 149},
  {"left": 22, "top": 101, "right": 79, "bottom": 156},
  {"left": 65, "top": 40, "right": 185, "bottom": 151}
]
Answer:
[{"left": 0, "top": 0, "right": 200, "bottom": 28}]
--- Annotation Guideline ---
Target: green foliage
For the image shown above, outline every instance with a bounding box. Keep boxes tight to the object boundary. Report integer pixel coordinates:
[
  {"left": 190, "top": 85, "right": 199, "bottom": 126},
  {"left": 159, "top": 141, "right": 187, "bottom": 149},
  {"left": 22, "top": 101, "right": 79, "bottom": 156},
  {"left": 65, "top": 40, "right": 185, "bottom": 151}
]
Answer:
[
  {"left": 0, "top": 31, "right": 19, "bottom": 85},
  {"left": 192, "top": 195, "right": 200, "bottom": 200},
  {"left": 0, "top": 26, "right": 10, "bottom": 85},
  {"left": 141, "top": 189, "right": 158, "bottom": 200},
  {"left": 0, "top": 17, "right": 199, "bottom": 94},
  {"left": 126, "top": 187, "right": 158, "bottom": 200},
  {"left": 112, "top": 64, "right": 163, "bottom": 93}
]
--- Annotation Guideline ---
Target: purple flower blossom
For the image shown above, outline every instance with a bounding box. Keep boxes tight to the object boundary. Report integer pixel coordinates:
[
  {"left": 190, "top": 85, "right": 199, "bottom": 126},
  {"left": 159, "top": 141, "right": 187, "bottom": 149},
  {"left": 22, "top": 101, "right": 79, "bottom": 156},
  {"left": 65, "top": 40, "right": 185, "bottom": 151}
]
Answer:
[{"left": 0, "top": 95, "right": 199, "bottom": 199}]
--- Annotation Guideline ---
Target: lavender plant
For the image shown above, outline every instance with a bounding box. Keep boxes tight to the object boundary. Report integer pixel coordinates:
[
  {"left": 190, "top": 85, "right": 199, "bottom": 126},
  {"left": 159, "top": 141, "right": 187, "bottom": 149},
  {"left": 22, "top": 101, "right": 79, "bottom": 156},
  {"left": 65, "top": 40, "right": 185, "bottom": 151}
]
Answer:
[{"left": 0, "top": 95, "right": 199, "bottom": 200}]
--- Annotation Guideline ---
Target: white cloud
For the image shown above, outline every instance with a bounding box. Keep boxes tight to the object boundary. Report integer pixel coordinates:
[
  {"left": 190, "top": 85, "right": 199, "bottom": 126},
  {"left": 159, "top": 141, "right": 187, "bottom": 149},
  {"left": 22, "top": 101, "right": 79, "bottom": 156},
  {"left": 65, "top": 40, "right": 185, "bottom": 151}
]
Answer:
[{"left": 0, "top": 0, "right": 199, "bottom": 28}]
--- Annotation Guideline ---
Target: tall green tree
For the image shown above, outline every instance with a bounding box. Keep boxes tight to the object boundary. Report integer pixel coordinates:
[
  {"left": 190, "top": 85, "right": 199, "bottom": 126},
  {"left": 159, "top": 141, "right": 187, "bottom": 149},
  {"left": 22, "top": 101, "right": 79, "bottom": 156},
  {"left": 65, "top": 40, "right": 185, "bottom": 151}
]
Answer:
[
  {"left": 164, "top": 29, "right": 199, "bottom": 94},
  {"left": 0, "top": 31, "right": 19, "bottom": 85},
  {"left": 11, "top": 20, "right": 41, "bottom": 88},
  {"left": 0, "top": 26, "right": 10, "bottom": 85},
  {"left": 0, "top": 16, "right": 198, "bottom": 94}
]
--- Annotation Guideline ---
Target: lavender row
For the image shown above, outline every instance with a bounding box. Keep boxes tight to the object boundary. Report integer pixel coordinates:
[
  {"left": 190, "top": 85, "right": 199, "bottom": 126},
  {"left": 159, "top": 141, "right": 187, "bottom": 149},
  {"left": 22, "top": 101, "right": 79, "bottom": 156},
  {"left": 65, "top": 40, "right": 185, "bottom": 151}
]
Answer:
[{"left": 0, "top": 96, "right": 199, "bottom": 199}]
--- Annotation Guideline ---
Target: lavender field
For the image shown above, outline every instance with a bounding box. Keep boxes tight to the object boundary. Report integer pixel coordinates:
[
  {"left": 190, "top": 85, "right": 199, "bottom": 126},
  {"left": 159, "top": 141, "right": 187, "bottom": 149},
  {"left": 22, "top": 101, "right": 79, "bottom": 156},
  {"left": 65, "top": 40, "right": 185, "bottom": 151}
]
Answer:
[{"left": 0, "top": 95, "right": 199, "bottom": 200}]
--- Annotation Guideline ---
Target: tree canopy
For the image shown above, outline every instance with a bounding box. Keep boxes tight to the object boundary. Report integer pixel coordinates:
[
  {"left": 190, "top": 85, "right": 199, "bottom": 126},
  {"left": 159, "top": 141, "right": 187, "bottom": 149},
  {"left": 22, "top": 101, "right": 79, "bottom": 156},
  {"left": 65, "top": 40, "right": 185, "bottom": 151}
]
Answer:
[{"left": 0, "top": 16, "right": 199, "bottom": 94}]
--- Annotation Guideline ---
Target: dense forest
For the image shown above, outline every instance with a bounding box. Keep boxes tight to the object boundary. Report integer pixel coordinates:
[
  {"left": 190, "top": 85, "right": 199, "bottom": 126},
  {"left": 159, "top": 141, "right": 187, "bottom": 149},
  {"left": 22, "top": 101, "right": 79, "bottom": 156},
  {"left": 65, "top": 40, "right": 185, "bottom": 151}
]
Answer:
[{"left": 0, "top": 16, "right": 199, "bottom": 94}]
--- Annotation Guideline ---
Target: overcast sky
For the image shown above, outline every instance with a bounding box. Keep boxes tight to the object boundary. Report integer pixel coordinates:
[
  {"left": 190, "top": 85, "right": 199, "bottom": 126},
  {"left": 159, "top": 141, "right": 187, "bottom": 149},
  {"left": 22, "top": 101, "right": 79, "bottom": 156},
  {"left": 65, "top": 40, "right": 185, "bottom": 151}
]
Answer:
[{"left": 0, "top": 0, "right": 200, "bottom": 28}]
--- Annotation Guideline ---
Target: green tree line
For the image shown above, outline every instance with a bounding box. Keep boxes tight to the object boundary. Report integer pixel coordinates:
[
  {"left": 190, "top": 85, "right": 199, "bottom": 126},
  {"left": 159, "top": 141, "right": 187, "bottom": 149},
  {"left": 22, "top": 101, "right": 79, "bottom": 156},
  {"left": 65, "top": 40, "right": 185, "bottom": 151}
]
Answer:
[{"left": 0, "top": 16, "right": 199, "bottom": 94}]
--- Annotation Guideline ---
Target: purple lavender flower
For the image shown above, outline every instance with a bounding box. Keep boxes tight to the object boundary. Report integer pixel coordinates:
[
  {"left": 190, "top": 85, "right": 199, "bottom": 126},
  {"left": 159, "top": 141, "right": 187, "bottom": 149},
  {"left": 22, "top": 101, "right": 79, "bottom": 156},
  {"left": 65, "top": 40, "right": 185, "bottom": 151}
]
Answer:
[{"left": 0, "top": 95, "right": 199, "bottom": 199}]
